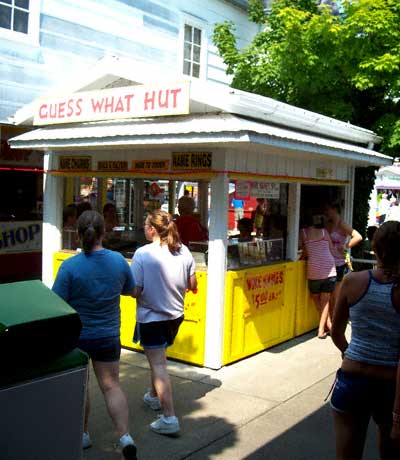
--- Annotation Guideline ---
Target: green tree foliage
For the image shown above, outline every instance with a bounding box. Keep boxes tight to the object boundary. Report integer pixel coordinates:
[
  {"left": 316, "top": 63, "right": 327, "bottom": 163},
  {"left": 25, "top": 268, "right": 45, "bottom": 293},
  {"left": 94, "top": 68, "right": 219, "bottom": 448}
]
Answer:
[{"left": 213, "top": 0, "right": 400, "bottom": 233}]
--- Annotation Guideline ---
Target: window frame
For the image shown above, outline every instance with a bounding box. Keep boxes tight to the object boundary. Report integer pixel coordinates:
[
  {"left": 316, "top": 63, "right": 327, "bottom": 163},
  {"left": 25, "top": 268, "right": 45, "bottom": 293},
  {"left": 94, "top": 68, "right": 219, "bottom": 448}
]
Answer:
[
  {"left": 0, "top": 0, "right": 40, "bottom": 45},
  {"left": 179, "top": 15, "right": 208, "bottom": 80}
]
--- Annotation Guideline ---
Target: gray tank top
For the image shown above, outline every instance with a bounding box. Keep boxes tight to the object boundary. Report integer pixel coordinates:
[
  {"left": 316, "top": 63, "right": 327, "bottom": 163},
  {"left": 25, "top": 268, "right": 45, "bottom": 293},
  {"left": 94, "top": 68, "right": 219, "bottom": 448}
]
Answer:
[{"left": 345, "top": 271, "right": 400, "bottom": 366}]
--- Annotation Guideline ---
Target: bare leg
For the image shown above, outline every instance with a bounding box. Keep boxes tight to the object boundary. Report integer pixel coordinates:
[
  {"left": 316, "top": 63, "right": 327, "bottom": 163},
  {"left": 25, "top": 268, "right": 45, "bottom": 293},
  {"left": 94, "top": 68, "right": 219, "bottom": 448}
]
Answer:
[
  {"left": 92, "top": 360, "right": 130, "bottom": 437},
  {"left": 84, "top": 369, "right": 90, "bottom": 433},
  {"left": 332, "top": 409, "right": 369, "bottom": 460},
  {"left": 377, "top": 423, "right": 400, "bottom": 459},
  {"left": 311, "top": 293, "right": 330, "bottom": 337},
  {"left": 144, "top": 348, "right": 174, "bottom": 417},
  {"left": 329, "top": 280, "right": 343, "bottom": 329}
]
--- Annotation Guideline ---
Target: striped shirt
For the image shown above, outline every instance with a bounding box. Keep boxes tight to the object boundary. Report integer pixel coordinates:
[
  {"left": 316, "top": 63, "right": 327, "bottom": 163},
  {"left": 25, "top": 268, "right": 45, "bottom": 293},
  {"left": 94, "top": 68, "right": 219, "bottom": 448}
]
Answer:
[
  {"left": 329, "top": 221, "right": 347, "bottom": 266},
  {"left": 303, "top": 228, "right": 337, "bottom": 280}
]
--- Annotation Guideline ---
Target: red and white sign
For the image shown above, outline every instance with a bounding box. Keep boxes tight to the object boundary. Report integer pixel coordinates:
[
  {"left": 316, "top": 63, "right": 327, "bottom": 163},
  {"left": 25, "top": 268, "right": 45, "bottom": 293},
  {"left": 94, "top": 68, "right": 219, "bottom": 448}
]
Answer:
[{"left": 33, "top": 82, "right": 190, "bottom": 126}]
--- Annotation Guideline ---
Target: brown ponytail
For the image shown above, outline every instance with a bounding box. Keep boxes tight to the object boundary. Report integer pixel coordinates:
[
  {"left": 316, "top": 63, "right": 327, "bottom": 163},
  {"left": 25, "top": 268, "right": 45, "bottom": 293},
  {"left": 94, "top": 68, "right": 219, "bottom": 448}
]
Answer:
[
  {"left": 77, "top": 210, "right": 105, "bottom": 254},
  {"left": 147, "top": 209, "right": 181, "bottom": 253}
]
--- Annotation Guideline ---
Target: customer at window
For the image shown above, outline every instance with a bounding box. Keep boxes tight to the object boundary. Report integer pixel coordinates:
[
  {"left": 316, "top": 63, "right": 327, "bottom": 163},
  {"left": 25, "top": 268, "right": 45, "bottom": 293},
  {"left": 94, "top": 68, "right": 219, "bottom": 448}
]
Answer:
[
  {"left": 52, "top": 210, "right": 137, "bottom": 460},
  {"left": 300, "top": 213, "right": 337, "bottom": 338},
  {"left": 130, "top": 210, "right": 197, "bottom": 436},
  {"left": 324, "top": 202, "right": 362, "bottom": 324}
]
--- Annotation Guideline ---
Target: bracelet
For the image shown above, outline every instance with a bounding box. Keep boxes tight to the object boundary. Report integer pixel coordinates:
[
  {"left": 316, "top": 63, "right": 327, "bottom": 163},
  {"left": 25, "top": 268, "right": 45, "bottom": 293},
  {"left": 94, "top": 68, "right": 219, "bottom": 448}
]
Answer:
[{"left": 393, "top": 412, "right": 400, "bottom": 425}]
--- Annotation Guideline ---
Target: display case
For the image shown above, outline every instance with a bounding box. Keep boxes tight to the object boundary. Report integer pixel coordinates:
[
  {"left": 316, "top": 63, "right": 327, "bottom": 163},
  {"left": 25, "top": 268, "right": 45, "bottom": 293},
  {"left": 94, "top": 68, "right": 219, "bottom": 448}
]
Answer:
[{"left": 227, "top": 238, "right": 284, "bottom": 270}]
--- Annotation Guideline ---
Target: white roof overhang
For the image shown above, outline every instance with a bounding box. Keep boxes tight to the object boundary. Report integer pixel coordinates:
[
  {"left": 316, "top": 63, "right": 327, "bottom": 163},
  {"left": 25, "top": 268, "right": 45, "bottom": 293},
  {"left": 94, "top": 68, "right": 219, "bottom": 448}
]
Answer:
[
  {"left": 11, "top": 56, "right": 382, "bottom": 147},
  {"left": 8, "top": 113, "right": 391, "bottom": 167}
]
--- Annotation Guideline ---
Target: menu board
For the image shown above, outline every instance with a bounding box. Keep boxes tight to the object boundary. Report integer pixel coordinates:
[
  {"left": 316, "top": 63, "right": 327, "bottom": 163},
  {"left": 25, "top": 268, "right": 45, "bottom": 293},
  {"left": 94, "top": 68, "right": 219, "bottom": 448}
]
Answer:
[{"left": 250, "top": 182, "right": 280, "bottom": 199}]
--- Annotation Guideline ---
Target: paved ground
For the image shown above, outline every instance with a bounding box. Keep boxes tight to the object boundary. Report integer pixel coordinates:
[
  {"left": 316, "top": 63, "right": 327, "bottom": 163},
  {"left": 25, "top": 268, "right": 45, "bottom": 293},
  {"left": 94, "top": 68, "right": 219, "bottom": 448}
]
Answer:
[{"left": 83, "top": 330, "right": 378, "bottom": 460}]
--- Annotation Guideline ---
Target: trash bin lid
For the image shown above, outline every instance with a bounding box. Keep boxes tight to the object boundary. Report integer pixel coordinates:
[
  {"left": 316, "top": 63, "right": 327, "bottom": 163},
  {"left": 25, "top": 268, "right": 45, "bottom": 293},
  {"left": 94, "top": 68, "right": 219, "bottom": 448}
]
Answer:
[
  {"left": 0, "top": 280, "right": 77, "bottom": 332},
  {"left": 0, "top": 280, "right": 82, "bottom": 365}
]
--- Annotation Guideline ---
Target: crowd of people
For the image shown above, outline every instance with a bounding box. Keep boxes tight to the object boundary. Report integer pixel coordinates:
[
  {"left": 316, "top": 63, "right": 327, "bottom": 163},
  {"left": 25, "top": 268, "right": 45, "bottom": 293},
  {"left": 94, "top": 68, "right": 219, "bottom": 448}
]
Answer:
[{"left": 54, "top": 193, "right": 400, "bottom": 460}]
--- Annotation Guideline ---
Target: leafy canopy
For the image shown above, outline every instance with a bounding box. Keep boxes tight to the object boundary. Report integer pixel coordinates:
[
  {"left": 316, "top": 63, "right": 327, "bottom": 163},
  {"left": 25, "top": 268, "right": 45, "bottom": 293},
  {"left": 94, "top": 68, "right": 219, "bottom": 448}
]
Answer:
[{"left": 213, "top": 0, "right": 400, "bottom": 155}]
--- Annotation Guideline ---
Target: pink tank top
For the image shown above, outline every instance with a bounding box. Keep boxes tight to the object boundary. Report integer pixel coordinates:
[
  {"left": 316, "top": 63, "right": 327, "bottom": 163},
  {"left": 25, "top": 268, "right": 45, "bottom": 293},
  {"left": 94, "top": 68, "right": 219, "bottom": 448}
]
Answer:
[
  {"left": 329, "top": 221, "right": 347, "bottom": 266},
  {"left": 303, "top": 228, "right": 337, "bottom": 280}
]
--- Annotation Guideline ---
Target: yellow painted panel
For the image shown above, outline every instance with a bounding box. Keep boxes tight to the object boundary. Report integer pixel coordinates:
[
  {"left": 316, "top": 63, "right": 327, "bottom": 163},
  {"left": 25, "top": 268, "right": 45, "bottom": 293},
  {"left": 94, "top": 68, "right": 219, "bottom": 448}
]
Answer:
[
  {"left": 294, "top": 261, "right": 319, "bottom": 336},
  {"left": 223, "top": 262, "right": 297, "bottom": 365},
  {"left": 53, "top": 252, "right": 207, "bottom": 366}
]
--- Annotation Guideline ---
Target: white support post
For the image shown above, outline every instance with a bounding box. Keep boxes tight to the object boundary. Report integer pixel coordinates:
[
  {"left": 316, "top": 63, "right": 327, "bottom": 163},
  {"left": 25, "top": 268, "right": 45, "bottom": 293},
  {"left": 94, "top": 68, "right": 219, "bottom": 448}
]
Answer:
[
  {"left": 204, "top": 173, "right": 229, "bottom": 369},
  {"left": 286, "top": 183, "right": 301, "bottom": 261},
  {"left": 344, "top": 166, "right": 355, "bottom": 227},
  {"left": 42, "top": 152, "right": 63, "bottom": 288}
]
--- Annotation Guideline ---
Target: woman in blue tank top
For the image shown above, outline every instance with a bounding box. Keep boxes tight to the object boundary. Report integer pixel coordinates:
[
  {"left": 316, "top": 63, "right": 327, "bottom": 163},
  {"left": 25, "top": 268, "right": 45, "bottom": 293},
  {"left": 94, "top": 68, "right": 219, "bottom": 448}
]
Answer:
[{"left": 331, "top": 221, "right": 400, "bottom": 459}]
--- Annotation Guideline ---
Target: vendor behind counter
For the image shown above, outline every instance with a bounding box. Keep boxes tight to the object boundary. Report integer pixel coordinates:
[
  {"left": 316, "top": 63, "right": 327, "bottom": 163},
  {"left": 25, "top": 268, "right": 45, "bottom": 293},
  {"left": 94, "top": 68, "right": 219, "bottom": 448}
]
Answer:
[{"left": 174, "top": 195, "right": 208, "bottom": 246}]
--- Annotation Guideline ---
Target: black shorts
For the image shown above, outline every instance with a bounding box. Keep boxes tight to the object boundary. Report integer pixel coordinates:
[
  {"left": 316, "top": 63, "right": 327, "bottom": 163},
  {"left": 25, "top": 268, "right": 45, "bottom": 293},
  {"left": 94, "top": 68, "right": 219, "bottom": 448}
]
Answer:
[
  {"left": 133, "top": 316, "right": 184, "bottom": 349},
  {"left": 330, "top": 369, "right": 396, "bottom": 425},
  {"left": 77, "top": 336, "right": 121, "bottom": 362},
  {"left": 308, "top": 276, "right": 336, "bottom": 294},
  {"left": 335, "top": 264, "right": 347, "bottom": 282}
]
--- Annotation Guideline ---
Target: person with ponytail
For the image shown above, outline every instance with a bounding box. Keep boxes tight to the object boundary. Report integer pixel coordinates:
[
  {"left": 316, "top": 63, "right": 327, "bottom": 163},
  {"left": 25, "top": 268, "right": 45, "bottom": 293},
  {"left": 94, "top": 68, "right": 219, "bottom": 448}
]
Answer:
[
  {"left": 330, "top": 221, "right": 400, "bottom": 459},
  {"left": 52, "top": 210, "right": 138, "bottom": 460},
  {"left": 130, "top": 210, "right": 197, "bottom": 436}
]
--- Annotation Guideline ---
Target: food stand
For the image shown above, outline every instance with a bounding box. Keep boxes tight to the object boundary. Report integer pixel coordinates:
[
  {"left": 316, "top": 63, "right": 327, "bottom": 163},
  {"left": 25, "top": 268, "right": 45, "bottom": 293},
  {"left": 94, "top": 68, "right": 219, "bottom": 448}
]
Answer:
[{"left": 9, "top": 75, "right": 391, "bottom": 369}]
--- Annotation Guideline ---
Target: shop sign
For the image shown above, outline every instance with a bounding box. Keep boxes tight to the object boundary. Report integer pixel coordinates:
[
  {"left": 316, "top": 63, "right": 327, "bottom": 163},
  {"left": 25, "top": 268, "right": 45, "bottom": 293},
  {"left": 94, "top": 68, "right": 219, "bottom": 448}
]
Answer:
[
  {"left": 97, "top": 160, "right": 128, "bottom": 171},
  {"left": 235, "top": 180, "right": 251, "bottom": 199},
  {"left": 250, "top": 182, "right": 280, "bottom": 199},
  {"left": 0, "top": 221, "right": 41, "bottom": 254},
  {"left": 59, "top": 156, "right": 92, "bottom": 170},
  {"left": 243, "top": 269, "right": 284, "bottom": 315},
  {"left": 33, "top": 82, "right": 190, "bottom": 125},
  {"left": 133, "top": 159, "right": 170, "bottom": 170},
  {"left": 172, "top": 152, "right": 212, "bottom": 170},
  {"left": 316, "top": 168, "right": 334, "bottom": 179}
]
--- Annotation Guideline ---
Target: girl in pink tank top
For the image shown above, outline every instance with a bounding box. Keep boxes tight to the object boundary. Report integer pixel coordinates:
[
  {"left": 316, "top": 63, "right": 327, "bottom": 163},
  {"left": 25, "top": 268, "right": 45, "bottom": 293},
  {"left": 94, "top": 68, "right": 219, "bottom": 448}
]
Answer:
[{"left": 300, "top": 214, "right": 337, "bottom": 338}]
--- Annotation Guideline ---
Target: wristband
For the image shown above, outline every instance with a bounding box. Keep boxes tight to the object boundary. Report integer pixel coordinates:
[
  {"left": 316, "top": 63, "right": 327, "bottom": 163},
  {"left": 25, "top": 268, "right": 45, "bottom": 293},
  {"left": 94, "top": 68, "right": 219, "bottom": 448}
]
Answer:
[{"left": 393, "top": 412, "right": 400, "bottom": 425}]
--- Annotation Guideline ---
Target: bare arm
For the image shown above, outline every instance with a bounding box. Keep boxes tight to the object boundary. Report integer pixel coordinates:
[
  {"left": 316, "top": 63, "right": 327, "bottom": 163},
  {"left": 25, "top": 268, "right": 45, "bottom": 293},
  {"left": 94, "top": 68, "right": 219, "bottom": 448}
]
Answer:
[
  {"left": 331, "top": 275, "right": 351, "bottom": 354},
  {"left": 341, "top": 221, "right": 362, "bottom": 249},
  {"left": 131, "top": 286, "right": 143, "bottom": 298},
  {"left": 187, "top": 273, "right": 197, "bottom": 291},
  {"left": 326, "top": 231, "right": 336, "bottom": 258}
]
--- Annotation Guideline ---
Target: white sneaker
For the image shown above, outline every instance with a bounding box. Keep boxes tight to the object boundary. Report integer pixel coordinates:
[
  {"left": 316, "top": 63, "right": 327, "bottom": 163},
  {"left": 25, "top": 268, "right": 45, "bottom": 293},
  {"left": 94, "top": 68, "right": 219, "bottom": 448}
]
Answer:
[
  {"left": 82, "top": 432, "right": 92, "bottom": 449},
  {"left": 119, "top": 433, "right": 137, "bottom": 460},
  {"left": 150, "top": 415, "right": 180, "bottom": 436},
  {"left": 143, "top": 391, "right": 161, "bottom": 410}
]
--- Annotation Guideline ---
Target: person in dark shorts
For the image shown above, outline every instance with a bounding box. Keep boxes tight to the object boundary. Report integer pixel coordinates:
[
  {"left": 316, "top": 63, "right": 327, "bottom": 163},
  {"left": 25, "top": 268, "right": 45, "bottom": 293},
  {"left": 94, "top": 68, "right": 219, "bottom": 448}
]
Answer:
[
  {"left": 331, "top": 221, "right": 400, "bottom": 459},
  {"left": 131, "top": 210, "right": 197, "bottom": 436},
  {"left": 300, "top": 213, "right": 337, "bottom": 338},
  {"left": 52, "top": 210, "right": 137, "bottom": 460}
]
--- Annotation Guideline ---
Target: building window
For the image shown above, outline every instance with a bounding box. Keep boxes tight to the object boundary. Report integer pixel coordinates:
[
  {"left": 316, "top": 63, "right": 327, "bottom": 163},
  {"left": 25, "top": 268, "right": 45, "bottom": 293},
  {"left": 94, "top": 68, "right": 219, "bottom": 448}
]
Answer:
[
  {"left": 0, "top": 0, "right": 30, "bottom": 34},
  {"left": 183, "top": 24, "right": 202, "bottom": 78}
]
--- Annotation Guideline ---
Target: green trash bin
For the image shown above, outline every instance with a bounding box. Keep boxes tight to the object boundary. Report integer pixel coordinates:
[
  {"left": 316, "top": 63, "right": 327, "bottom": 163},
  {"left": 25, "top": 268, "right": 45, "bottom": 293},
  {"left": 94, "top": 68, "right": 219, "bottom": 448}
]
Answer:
[{"left": 0, "top": 280, "right": 89, "bottom": 460}]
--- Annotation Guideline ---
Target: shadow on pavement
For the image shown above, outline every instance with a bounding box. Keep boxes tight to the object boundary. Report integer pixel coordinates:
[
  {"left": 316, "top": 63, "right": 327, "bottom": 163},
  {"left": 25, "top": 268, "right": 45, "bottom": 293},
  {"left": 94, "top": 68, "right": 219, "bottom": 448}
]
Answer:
[
  {"left": 242, "top": 404, "right": 378, "bottom": 460},
  {"left": 83, "top": 358, "right": 236, "bottom": 460}
]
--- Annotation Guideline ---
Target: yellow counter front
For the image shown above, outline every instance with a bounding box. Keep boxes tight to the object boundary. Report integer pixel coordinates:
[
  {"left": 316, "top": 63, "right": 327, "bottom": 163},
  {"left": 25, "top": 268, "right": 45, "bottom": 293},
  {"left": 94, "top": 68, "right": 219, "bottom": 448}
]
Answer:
[{"left": 53, "top": 253, "right": 318, "bottom": 368}]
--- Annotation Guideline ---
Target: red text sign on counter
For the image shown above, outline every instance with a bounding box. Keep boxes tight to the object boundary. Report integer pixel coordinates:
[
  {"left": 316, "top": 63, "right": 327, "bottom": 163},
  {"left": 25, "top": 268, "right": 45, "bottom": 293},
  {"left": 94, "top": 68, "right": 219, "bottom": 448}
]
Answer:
[
  {"left": 33, "top": 82, "right": 191, "bottom": 126},
  {"left": 243, "top": 269, "right": 284, "bottom": 316}
]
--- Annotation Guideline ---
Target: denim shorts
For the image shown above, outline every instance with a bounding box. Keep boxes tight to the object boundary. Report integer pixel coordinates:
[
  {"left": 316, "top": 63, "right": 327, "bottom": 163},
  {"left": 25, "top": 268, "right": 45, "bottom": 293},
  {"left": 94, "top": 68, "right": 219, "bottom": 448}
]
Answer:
[
  {"left": 77, "top": 336, "right": 121, "bottom": 362},
  {"left": 133, "top": 316, "right": 184, "bottom": 349},
  {"left": 308, "top": 276, "right": 336, "bottom": 294},
  {"left": 330, "top": 369, "right": 396, "bottom": 425}
]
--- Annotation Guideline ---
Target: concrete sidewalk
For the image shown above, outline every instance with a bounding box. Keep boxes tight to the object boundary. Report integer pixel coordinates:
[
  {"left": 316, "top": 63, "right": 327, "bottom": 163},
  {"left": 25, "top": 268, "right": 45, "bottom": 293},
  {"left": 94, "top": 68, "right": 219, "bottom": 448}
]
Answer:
[{"left": 83, "top": 331, "right": 378, "bottom": 460}]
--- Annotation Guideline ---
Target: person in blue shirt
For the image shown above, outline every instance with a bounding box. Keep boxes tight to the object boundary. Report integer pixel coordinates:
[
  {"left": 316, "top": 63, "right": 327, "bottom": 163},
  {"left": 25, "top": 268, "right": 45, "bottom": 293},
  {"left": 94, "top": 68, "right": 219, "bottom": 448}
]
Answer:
[
  {"left": 52, "top": 210, "right": 137, "bottom": 460},
  {"left": 231, "top": 198, "right": 244, "bottom": 230}
]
